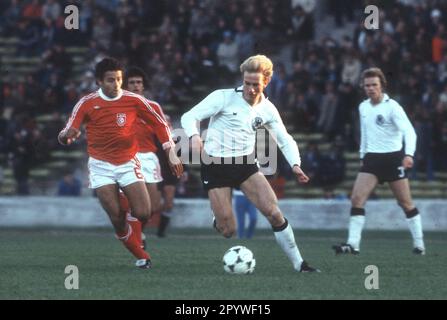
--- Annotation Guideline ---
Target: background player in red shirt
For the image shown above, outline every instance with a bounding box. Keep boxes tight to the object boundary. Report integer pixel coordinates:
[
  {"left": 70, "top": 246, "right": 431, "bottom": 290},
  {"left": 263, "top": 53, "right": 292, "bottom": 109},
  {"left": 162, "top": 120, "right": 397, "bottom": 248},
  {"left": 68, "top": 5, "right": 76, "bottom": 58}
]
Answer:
[
  {"left": 121, "top": 66, "right": 171, "bottom": 245},
  {"left": 58, "top": 58, "right": 183, "bottom": 269}
]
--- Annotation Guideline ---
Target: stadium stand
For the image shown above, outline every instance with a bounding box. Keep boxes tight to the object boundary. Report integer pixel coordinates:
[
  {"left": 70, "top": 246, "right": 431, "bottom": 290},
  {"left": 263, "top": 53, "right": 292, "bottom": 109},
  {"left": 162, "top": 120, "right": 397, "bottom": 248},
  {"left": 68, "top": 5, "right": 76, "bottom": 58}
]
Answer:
[{"left": 0, "top": 0, "right": 446, "bottom": 198}]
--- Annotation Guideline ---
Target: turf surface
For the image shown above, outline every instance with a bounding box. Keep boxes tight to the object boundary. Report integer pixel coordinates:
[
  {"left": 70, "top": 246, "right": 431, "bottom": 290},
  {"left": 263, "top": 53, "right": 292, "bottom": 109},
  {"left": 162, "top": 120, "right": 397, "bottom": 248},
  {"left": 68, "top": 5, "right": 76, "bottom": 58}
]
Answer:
[{"left": 0, "top": 228, "right": 446, "bottom": 300}]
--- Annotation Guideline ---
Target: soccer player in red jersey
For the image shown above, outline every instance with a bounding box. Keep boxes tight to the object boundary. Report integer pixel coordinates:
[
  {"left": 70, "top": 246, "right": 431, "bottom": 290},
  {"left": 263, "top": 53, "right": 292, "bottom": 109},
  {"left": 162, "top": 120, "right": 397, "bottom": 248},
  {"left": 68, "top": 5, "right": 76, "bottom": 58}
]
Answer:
[{"left": 58, "top": 58, "right": 183, "bottom": 269}]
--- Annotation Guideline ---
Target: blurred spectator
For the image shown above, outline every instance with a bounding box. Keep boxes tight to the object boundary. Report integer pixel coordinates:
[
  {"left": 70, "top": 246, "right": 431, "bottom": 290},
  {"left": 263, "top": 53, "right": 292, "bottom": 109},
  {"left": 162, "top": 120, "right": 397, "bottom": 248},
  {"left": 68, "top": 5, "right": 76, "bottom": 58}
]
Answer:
[
  {"left": 330, "top": 0, "right": 356, "bottom": 27},
  {"left": 341, "top": 51, "right": 361, "bottom": 86},
  {"left": 301, "top": 142, "right": 321, "bottom": 185},
  {"left": 1, "top": 0, "right": 447, "bottom": 196},
  {"left": 318, "top": 143, "right": 346, "bottom": 187},
  {"left": 413, "top": 107, "right": 434, "bottom": 180},
  {"left": 17, "top": 19, "right": 40, "bottom": 56},
  {"left": 41, "top": 0, "right": 61, "bottom": 21},
  {"left": 317, "top": 82, "right": 339, "bottom": 135},
  {"left": 22, "top": 0, "right": 42, "bottom": 21},
  {"left": 267, "top": 63, "right": 288, "bottom": 107},
  {"left": 57, "top": 171, "right": 82, "bottom": 196},
  {"left": 216, "top": 31, "right": 239, "bottom": 81},
  {"left": 234, "top": 19, "right": 254, "bottom": 61},
  {"left": 0, "top": 0, "right": 21, "bottom": 36},
  {"left": 92, "top": 16, "right": 113, "bottom": 51},
  {"left": 8, "top": 126, "right": 34, "bottom": 195},
  {"left": 287, "top": 5, "right": 314, "bottom": 44}
]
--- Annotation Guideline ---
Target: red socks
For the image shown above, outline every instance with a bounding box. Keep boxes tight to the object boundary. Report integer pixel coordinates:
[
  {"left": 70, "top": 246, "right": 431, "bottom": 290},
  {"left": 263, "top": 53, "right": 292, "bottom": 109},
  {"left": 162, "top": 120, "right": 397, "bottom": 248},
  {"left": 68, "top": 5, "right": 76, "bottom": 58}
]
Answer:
[
  {"left": 117, "top": 192, "right": 149, "bottom": 260},
  {"left": 116, "top": 224, "right": 150, "bottom": 260}
]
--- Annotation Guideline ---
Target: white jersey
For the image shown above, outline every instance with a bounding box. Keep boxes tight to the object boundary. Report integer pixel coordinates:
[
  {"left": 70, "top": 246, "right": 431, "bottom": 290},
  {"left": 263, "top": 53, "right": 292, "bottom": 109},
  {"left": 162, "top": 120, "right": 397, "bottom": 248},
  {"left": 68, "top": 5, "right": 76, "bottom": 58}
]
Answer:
[
  {"left": 359, "top": 94, "right": 417, "bottom": 159},
  {"left": 181, "top": 87, "right": 301, "bottom": 167}
]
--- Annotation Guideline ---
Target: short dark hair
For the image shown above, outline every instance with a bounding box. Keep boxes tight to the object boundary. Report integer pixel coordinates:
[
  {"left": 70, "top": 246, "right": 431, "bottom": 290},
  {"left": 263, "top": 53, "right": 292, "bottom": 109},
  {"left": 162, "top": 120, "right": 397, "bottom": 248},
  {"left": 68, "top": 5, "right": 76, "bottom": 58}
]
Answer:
[
  {"left": 94, "top": 57, "right": 123, "bottom": 81},
  {"left": 361, "top": 67, "right": 387, "bottom": 89},
  {"left": 124, "top": 66, "right": 149, "bottom": 88}
]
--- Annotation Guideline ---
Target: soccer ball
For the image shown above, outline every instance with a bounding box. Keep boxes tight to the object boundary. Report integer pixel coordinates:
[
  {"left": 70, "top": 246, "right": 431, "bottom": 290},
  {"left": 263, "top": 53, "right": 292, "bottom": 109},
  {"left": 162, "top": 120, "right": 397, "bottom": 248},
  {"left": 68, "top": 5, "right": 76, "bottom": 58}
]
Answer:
[{"left": 222, "top": 245, "right": 256, "bottom": 275}]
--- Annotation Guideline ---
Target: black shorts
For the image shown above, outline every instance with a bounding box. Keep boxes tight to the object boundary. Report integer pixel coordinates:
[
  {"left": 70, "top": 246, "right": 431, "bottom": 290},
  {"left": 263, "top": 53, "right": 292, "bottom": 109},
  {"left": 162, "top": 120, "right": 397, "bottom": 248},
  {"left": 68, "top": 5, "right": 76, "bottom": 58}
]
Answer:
[
  {"left": 200, "top": 155, "right": 259, "bottom": 191},
  {"left": 360, "top": 151, "right": 408, "bottom": 184}
]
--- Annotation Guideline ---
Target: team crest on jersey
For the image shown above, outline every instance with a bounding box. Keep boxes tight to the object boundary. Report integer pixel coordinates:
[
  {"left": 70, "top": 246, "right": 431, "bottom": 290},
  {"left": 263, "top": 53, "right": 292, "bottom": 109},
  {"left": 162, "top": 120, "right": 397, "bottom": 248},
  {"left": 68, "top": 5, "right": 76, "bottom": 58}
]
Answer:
[
  {"left": 116, "top": 113, "right": 127, "bottom": 127},
  {"left": 251, "top": 116, "right": 264, "bottom": 130},
  {"left": 376, "top": 114, "right": 385, "bottom": 126}
]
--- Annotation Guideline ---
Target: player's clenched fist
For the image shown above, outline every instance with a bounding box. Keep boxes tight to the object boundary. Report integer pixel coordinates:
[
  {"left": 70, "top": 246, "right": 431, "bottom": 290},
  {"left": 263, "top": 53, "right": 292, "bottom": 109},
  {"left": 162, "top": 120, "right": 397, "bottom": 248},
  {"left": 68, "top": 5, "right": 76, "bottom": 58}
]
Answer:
[{"left": 58, "top": 128, "right": 81, "bottom": 145}]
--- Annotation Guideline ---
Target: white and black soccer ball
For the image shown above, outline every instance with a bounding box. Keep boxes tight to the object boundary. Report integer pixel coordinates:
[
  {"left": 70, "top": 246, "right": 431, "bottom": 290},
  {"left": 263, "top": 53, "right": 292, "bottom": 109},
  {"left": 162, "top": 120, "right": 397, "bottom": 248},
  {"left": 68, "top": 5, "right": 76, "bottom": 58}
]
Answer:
[{"left": 222, "top": 245, "right": 256, "bottom": 275}]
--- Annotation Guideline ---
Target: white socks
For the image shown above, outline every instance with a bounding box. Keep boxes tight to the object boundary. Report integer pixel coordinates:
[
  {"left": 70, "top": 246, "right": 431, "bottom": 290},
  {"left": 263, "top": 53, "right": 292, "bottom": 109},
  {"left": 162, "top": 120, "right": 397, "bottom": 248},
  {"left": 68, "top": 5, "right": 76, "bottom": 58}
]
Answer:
[
  {"left": 407, "top": 214, "right": 425, "bottom": 250},
  {"left": 274, "top": 221, "right": 303, "bottom": 271},
  {"left": 347, "top": 215, "right": 365, "bottom": 251}
]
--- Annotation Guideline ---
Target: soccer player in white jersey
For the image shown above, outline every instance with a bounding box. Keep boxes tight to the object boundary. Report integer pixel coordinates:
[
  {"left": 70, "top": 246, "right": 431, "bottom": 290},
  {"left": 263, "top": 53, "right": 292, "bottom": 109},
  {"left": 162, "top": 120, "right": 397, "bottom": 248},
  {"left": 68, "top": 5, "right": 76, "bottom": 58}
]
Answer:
[
  {"left": 333, "top": 68, "right": 425, "bottom": 255},
  {"left": 181, "top": 55, "right": 319, "bottom": 272}
]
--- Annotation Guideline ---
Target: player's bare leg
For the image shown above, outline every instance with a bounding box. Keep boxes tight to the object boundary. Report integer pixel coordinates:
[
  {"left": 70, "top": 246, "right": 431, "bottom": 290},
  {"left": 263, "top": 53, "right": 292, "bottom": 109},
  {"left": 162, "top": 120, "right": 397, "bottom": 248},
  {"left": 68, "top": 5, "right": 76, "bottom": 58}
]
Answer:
[
  {"left": 389, "top": 178, "right": 414, "bottom": 211},
  {"left": 157, "top": 185, "right": 176, "bottom": 237},
  {"left": 121, "top": 181, "right": 153, "bottom": 267},
  {"left": 119, "top": 182, "right": 161, "bottom": 249},
  {"left": 351, "top": 172, "right": 379, "bottom": 208},
  {"left": 208, "top": 187, "right": 236, "bottom": 238},
  {"left": 389, "top": 179, "right": 425, "bottom": 254},
  {"left": 240, "top": 172, "right": 319, "bottom": 272},
  {"left": 147, "top": 183, "right": 163, "bottom": 213},
  {"left": 136, "top": 182, "right": 162, "bottom": 244},
  {"left": 96, "top": 184, "right": 126, "bottom": 233},
  {"left": 121, "top": 181, "right": 151, "bottom": 224},
  {"left": 333, "top": 172, "right": 378, "bottom": 254},
  {"left": 96, "top": 183, "right": 151, "bottom": 267}
]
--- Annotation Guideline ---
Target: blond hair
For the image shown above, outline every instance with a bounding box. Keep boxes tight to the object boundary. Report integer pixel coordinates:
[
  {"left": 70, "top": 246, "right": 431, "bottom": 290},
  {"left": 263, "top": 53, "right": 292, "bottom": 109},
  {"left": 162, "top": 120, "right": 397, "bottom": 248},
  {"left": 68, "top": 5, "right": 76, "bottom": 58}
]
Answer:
[{"left": 240, "top": 55, "right": 274, "bottom": 80}]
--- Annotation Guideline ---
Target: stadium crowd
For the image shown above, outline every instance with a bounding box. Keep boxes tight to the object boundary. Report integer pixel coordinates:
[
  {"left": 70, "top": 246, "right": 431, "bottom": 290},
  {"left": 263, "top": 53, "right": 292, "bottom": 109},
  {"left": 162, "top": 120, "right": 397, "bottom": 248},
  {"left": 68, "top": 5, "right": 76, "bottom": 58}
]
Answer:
[{"left": 0, "top": 0, "right": 446, "bottom": 195}]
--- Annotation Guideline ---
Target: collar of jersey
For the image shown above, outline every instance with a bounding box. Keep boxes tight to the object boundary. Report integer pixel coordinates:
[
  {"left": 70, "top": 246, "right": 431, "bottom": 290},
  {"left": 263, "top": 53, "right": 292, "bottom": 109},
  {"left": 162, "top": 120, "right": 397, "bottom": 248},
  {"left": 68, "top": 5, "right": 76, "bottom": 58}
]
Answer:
[
  {"left": 368, "top": 93, "right": 390, "bottom": 106},
  {"left": 98, "top": 88, "right": 123, "bottom": 101}
]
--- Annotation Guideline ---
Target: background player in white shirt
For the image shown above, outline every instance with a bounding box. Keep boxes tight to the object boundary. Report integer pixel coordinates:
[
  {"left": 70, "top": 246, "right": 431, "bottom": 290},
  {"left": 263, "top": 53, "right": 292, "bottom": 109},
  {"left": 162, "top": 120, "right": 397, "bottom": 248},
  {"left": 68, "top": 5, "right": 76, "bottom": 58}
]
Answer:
[
  {"left": 333, "top": 68, "right": 425, "bottom": 255},
  {"left": 182, "top": 55, "right": 319, "bottom": 272}
]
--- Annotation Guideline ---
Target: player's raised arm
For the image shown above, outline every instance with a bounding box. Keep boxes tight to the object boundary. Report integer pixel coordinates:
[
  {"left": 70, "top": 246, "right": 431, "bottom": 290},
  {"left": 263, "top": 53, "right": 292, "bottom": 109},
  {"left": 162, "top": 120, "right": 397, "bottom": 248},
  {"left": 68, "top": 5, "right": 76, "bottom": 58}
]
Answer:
[
  {"left": 181, "top": 89, "right": 225, "bottom": 153},
  {"left": 264, "top": 108, "right": 309, "bottom": 184},
  {"left": 58, "top": 93, "right": 93, "bottom": 145},
  {"left": 181, "top": 90, "right": 225, "bottom": 137}
]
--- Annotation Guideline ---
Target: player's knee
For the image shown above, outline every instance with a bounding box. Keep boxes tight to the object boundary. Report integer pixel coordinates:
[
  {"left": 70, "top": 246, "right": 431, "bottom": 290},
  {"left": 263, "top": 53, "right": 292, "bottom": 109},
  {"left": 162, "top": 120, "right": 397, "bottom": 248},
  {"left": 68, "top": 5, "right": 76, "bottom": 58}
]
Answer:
[{"left": 131, "top": 208, "right": 151, "bottom": 223}]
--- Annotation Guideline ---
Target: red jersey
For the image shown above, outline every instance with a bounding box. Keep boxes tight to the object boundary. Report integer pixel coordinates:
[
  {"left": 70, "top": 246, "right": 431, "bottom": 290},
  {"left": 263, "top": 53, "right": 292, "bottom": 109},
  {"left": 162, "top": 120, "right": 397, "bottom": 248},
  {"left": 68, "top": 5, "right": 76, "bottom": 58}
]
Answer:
[
  {"left": 136, "top": 99, "right": 167, "bottom": 153},
  {"left": 60, "top": 89, "right": 173, "bottom": 165}
]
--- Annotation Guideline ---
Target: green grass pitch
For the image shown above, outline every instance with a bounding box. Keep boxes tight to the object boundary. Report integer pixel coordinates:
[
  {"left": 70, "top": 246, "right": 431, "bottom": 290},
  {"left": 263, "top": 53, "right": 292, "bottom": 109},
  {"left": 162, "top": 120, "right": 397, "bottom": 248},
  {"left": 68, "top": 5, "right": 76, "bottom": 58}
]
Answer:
[{"left": 0, "top": 228, "right": 446, "bottom": 300}]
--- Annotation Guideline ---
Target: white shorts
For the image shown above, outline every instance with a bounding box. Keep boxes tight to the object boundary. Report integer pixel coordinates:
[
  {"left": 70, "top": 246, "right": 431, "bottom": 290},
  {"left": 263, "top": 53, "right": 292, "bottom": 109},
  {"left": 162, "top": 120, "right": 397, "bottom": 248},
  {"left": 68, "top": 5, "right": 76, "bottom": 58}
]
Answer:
[
  {"left": 136, "top": 152, "right": 163, "bottom": 183},
  {"left": 88, "top": 156, "right": 145, "bottom": 189}
]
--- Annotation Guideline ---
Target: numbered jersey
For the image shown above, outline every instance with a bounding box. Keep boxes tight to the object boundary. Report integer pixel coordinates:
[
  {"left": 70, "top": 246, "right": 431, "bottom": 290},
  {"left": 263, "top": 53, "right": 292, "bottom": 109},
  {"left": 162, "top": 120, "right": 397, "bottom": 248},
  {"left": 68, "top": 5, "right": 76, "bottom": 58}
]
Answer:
[{"left": 360, "top": 150, "right": 407, "bottom": 184}]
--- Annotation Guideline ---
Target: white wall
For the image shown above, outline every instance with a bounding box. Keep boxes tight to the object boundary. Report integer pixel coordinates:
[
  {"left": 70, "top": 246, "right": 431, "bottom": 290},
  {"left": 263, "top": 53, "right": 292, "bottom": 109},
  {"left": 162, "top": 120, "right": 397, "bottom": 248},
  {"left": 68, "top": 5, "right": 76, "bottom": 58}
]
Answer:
[{"left": 1, "top": 197, "right": 446, "bottom": 230}]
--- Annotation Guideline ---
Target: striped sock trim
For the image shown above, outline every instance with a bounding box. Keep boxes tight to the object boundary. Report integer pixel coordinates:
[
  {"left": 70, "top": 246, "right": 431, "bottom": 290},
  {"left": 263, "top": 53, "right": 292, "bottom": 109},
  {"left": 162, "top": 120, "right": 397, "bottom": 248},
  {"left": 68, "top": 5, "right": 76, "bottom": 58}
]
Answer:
[
  {"left": 405, "top": 208, "right": 419, "bottom": 219},
  {"left": 116, "top": 224, "right": 132, "bottom": 242},
  {"left": 272, "top": 218, "right": 288, "bottom": 232},
  {"left": 351, "top": 207, "right": 365, "bottom": 216}
]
